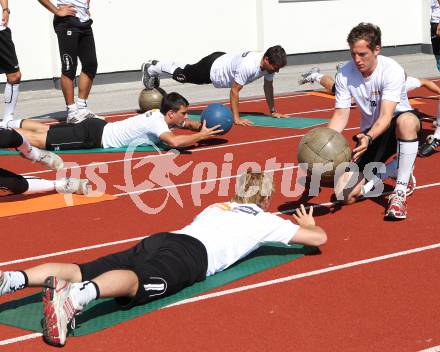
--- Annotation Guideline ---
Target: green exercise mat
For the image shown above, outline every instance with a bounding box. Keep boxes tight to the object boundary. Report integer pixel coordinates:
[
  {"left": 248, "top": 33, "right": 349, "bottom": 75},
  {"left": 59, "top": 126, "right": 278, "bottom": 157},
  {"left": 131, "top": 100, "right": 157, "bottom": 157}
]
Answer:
[
  {"left": 0, "top": 243, "right": 318, "bottom": 336},
  {"left": 189, "top": 113, "right": 328, "bottom": 129}
]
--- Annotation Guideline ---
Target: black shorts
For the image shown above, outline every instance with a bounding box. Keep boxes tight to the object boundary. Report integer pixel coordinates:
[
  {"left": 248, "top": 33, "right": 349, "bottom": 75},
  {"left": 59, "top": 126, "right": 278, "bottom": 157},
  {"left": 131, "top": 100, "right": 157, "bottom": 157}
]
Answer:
[
  {"left": 53, "top": 16, "right": 97, "bottom": 78},
  {"left": 356, "top": 110, "right": 420, "bottom": 172},
  {"left": 79, "top": 232, "right": 208, "bottom": 307},
  {"left": 431, "top": 23, "right": 440, "bottom": 56},
  {"left": 0, "top": 168, "right": 28, "bottom": 196},
  {"left": 46, "top": 118, "right": 106, "bottom": 151},
  {"left": 178, "top": 52, "right": 226, "bottom": 85},
  {"left": 0, "top": 28, "right": 19, "bottom": 74}
]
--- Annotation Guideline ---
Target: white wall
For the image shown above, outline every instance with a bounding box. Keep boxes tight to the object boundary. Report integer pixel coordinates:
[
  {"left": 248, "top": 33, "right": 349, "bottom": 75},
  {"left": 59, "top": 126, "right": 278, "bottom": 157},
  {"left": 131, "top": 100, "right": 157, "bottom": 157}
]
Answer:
[{"left": 0, "top": 0, "right": 432, "bottom": 83}]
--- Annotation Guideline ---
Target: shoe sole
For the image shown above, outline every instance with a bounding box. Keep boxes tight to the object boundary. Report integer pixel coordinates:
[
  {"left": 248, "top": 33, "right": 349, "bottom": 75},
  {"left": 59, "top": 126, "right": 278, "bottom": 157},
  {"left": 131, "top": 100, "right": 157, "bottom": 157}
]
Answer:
[
  {"left": 384, "top": 212, "right": 406, "bottom": 220},
  {"left": 41, "top": 277, "right": 66, "bottom": 347}
]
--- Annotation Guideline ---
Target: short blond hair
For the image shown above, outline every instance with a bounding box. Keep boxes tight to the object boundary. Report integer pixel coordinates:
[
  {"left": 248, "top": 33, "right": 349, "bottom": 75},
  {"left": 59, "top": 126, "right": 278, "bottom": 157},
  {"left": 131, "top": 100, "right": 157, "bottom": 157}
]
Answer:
[{"left": 232, "top": 171, "right": 274, "bottom": 207}]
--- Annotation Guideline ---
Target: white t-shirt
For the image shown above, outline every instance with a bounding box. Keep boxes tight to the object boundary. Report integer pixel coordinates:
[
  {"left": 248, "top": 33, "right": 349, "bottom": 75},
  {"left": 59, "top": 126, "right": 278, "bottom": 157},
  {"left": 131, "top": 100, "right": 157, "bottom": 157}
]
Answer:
[
  {"left": 101, "top": 109, "right": 170, "bottom": 148},
  {"left": 210, "top": 51, "right": 274, "bottom": 88},
  {"left": 175, "top": 202, "right": 298, "bottom": 276},
  {"left": 432, "top": 0, "right": 440, "bottom": 23},
  {"left": 57, "top": 0, "right": 90, "bottom": 22},
  {"left": 335, "top": 55, "right": 412, "bottom": 132}
]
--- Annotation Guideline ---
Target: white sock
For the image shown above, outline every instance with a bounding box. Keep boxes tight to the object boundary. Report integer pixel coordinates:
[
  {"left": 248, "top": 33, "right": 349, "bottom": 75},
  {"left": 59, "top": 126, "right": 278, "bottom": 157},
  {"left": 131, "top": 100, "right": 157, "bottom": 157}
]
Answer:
[
  {"left": 71, "top": 281, "right": 98, "bottom": 307},
  {"left": 4, "top": 119, "right": 22, "bottom": 129},
  {"left": 395, "top": 139, "right": 418, "bottom": 193},
  {"left": 434, "top": 100, "right": 440, "bottom": 139},
  {"left": 23, "top": 177, "right": 56, "bottom": 194},
  {"left": 148, "top": 60, "right": 183, "bottom": 77},
  {"left": 15, "top": 131, "right": 41, "bottom": 161},
  {"left": 4, "top": 83, "right": 19, "bottom": 121},
  {"left": 76, "top": 98, "right": 87, "bottom": 110},
  {"left": 314, "top": 73, "right": 324, "bottom": 84},
  {"left": 0, "top": 271, "right": 27, "bottom": 294},
  {"left": 67, "top": 103, "right": 78, "bottom": 117}
]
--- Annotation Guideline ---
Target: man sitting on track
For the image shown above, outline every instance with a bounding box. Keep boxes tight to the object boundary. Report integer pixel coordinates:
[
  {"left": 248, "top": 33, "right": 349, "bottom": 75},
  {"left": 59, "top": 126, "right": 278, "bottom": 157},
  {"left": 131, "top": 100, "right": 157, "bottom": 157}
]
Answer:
[
  {"left": 7, "top": 92, "right": 223, "bottom": 151},
  {"left": 141, "top": 46, "right": 289, "bottom": 125},
  {"left": 327, "top": 22, "right": 420, "bottom": 220},
  {"left": 0, "top": 171, "right": 327, "bottom": 347},
  {"left": 0, "top": 128, "right": 88, "bottom": 196}
]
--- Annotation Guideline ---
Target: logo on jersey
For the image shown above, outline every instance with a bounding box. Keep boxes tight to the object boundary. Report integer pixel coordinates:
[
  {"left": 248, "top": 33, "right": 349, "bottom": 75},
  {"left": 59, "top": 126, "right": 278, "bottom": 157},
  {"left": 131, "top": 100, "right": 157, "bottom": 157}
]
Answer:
[
  {"left": 241, "top": 51, "right": 250, "bottom": 57},
  {"left": 233, "top": 205, "right": 260, "bottom": 216}
]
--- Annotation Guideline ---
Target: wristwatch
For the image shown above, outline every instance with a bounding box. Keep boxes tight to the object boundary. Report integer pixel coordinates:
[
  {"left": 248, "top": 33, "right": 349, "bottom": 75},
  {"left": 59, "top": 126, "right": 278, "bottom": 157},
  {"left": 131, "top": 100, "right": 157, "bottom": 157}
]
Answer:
[
  {"left": 2, "top": 8, "right": 10, "bottom": 14},
  {"left": 270, "top": 107, "right": 277, "bottom": 114}
]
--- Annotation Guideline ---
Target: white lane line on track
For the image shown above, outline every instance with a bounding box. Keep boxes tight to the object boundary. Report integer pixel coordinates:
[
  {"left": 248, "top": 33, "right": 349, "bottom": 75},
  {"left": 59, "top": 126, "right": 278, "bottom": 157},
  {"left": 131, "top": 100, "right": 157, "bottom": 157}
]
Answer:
[
  {"left": 1, "top": 181, "right": 439, "bottom": 267},
  {"left": 1, "top": 241, "right": 439, "bottom": 346},
  {"left": 0, "top": 333, "right": 42, "bottom": 345},
  {"left": 19, "top": 126, "right": 359, "bottom": 177},
  {"left": 418, "top": 346, "right": 440, "bottom": 352}
]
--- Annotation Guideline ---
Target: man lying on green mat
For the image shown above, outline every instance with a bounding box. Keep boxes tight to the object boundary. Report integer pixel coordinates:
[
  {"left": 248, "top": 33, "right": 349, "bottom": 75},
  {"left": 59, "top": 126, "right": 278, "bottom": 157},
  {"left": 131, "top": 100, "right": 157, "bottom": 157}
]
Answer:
[
  {"left": 8, "top": 92, "right": 222, "bottom": 151},
  {"left": 0, "top": 171, "right": 327, "bottom": 347}
]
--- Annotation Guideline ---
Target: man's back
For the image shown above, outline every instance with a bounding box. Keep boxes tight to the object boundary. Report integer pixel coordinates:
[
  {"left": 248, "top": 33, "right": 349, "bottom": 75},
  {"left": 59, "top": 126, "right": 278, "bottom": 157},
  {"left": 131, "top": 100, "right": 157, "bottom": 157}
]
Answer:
[{"left": 176, "top": 201, "right": 298, "bottom": 276}]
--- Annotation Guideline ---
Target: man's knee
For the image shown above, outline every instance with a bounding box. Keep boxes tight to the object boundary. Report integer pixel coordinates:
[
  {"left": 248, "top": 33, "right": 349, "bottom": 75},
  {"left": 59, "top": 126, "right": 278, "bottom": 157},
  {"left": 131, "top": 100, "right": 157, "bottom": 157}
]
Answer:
[
  {"left": 396, "top": 113, "right": 420, "bottom": 136},
  {"left": 81, "top": 60, "right": 98, "bottom": 80},
  {"left": 6, "top": 71, "right": 21, "bottom": 84}
]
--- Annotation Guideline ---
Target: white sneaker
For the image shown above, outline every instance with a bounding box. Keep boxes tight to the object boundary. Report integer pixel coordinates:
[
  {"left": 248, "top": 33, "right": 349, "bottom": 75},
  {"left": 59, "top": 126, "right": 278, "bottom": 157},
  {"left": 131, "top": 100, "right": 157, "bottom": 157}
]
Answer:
[
  {"left": 67, "top": 109, "right": 104, "bottom": 124},
  {"left": 56, "top": 178, "right": 89, "bottom": 195},
  {"left": 0, "top": 271, "right": 25, "bottom": 295},
  {"left": 298, "top": 67, "right": 320, "bottom": 85},
  {"left": 141, "top": 60, "right": 160, "bottom": 89},
  {"left": 0, "top": 271, "right": 11, "bottom": 295},
  {"left": 42, "top": 276, "right": 83, "bottom": 347},
  {"left": 36, "top": 150, "right": 64, "bottom": 171}
]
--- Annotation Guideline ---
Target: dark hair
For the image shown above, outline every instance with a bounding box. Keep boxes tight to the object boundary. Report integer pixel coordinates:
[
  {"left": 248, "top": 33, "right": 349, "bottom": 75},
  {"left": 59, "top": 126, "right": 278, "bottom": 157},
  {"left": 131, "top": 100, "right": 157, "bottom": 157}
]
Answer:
[
  {"left": 264, "top": 45, "right": 287, "bottom": 67},
  {"left": 160, "top": 92, "right": 189, "bottom": 114},
  {"left": 347, "top": 22, "right": 382, "bottom": 50}
]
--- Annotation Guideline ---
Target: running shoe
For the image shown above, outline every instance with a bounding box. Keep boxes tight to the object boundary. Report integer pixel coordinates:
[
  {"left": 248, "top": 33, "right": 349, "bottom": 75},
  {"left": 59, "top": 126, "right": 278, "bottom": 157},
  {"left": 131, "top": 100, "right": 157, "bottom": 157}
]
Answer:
[
  {"left": 56, "top": 178, "right": 89, "bottom": 195},
  {"left": 384, "top": 190, "right": 407, "bottom": 220},
  {"left": 141, "top": 60, "right": 160, "bottom": 89},
  {"left": 298, "top": 67, "right": 320, "bottom": 85},
  {"left": 418, "top": 134, "right": 440, "bottom": 157}
]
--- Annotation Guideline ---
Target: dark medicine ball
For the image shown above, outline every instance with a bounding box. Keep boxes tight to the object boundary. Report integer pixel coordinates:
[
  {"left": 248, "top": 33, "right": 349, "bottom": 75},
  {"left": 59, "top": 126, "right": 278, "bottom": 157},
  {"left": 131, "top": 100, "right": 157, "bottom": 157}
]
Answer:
[
  {"left": 297, "top": 127, "right": 351, "bottom": 179},
  {"left": 200, "top": 103, "right": 234, "bottom": 135}
]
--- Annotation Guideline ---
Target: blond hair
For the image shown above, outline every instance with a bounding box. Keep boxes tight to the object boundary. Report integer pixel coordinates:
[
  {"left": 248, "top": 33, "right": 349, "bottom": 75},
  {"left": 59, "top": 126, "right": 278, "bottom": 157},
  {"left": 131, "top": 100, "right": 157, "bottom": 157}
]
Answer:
[{"left": 232, "top": 171, "right": 274, "bottom": 207}]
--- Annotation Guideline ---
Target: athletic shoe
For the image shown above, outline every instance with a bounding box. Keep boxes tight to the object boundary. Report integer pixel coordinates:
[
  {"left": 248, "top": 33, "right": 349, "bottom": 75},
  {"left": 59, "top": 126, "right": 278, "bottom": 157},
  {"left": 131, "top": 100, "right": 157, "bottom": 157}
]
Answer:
[
  {"left": 298, "top": 67, "right": 320, "bottom": 85},
  {"left": 0, "top": 271, "right": 11, "bottom": 296},
  {"left": 36, "top": 150, "right": 64, "bottom": 171},
  {"left": 141, "top": 60, "right": 160, "bottom": 89},
  {"left": 405, "top": 174, "right": 416, "bottom": 197},
  {"left": 67, "top": 109, "right": 104, "bottom": 124},
  {"left": 336, "top": 62, "right": 345, "bottom": 72},
  {"left": 384, "top": 190, "right": 407, "bottom": 220},
  {"left": 56, "top": 178, "right": 89, "bottom": 195},
  {"left": 418, "top": 134, "right": 440, "bottom": 157},
  {"left": 42, "top": 276, "right": 83, "bottom": 347}
]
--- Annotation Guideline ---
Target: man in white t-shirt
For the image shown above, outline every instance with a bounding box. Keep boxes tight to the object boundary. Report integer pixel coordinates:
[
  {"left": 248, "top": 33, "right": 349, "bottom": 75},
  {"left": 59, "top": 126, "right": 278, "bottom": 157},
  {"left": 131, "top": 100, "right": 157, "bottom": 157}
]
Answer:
[
  {"left": 141, "top": 46, "right": 288, "bottom": 125},
  {"left": 419, "top": 0, "right": 440, "bottom": 156},
  {"left": 0, "top": 0, "right": 21, "bottom": 123},
  {"left": 37, "top": 0, "right": 99, "bottom": 124},
  {"left": 328, "top": 23, "right": 420, "bottom": 220},
  {"left": 11, "top": 92, "right": 223, "bottom": 151},
  {"left": 0, "top": 171, "right": 327, "bottom": 346}
]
